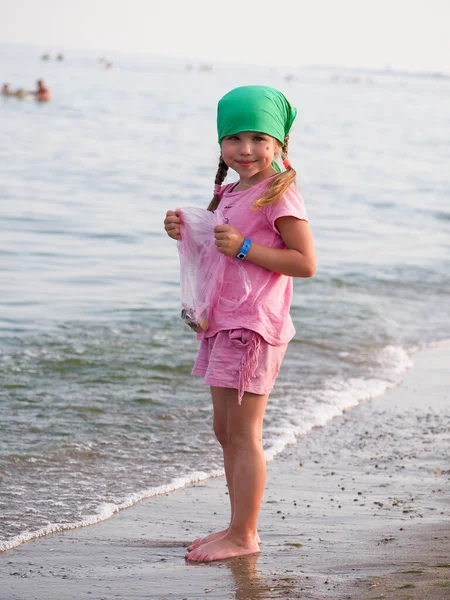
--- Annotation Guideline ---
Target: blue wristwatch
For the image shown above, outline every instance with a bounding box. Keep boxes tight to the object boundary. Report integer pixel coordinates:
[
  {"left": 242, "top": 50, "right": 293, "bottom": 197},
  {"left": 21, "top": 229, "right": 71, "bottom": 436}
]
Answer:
[{"left": 236, "top": 238, "right": 252, "bottom": 260}]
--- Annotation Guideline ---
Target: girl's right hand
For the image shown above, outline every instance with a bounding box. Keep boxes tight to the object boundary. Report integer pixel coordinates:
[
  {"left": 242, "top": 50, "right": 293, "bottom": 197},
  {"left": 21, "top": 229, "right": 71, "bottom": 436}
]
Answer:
[{"left": 164, "top": 210, "right": 182, "bottom": 240}]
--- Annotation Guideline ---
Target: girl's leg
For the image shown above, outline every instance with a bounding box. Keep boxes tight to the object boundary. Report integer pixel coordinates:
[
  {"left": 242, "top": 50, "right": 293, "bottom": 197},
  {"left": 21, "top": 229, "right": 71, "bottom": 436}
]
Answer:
[
  {"left": 185, "top": 389, "right": 268, "bottom": 562},
  {"left": 226, "top": 391, "right": 268, "bottom": 539},
  {"left": 188, "top": 386, "right": 262, "bottom": 551},
  {"left": 188, "top": 387, "right": 233, "bottom": 550}
]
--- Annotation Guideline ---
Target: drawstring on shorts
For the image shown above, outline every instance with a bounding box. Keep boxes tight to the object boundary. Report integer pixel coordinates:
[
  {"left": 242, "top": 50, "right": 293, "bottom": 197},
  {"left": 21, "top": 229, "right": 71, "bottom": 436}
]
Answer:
[{"left": 237, "top": 332, "right": 261, "bottom": 405}]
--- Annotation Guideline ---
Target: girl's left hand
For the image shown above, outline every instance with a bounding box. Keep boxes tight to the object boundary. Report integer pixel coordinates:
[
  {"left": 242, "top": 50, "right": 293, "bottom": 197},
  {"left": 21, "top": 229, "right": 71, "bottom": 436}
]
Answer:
[{"left": 214, "top": 224, "right": 244, "bottom": 257}]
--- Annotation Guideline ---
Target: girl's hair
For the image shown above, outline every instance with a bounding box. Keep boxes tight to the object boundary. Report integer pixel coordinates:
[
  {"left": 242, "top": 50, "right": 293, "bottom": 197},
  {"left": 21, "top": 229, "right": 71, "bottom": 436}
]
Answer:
[
  {"left": 207, "top": 156, "right": 229, "bottom": 211},
  {"left": 207, "top": 135, "right": 296, "bottom": 212}
]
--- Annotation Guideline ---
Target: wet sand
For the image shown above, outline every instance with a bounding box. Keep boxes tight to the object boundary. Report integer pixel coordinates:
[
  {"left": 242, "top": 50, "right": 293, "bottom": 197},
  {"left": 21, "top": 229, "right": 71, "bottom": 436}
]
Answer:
[{"left": 1, "top": 344, "right": 449, "bottom": 599}]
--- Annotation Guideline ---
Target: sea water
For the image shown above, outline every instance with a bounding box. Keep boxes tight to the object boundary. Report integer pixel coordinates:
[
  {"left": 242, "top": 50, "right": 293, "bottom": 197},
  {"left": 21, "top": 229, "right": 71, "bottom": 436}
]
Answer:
[{"left": 1, "top": 44, "right": 449, "bottom": 551}]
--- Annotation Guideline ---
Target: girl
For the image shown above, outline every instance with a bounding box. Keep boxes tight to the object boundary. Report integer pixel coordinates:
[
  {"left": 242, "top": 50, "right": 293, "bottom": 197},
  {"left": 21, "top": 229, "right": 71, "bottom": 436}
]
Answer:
[{"left": 164, "top": 85, "right": 316, "bottom": 562}]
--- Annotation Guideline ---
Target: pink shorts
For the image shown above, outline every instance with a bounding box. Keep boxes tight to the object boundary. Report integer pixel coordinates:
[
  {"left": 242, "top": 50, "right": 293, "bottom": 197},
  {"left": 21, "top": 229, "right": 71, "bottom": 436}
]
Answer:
[{"left": 192, "top": 328, "right": 287, "bottom": 404}]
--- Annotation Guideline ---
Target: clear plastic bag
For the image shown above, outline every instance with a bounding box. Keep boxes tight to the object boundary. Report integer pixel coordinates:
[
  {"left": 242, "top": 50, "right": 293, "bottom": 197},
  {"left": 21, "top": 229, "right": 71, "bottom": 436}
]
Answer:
[{"left": 176, "top": 207, "right": 251, "bottom": 333}]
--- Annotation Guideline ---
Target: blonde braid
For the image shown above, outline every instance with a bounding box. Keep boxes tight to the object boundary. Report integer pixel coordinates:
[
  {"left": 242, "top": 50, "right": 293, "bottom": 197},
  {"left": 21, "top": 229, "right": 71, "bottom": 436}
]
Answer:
[
  {"left": 281, "top": 135, "right": 290, "bottom": 163},
  {"left": 207, "top": 156, "right": 229, "bottom": 211}
]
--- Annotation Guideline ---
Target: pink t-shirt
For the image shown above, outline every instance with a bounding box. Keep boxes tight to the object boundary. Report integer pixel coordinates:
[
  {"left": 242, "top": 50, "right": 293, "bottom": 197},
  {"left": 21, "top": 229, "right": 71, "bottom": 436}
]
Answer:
[{"left": 198, "top": 177, "right": 308, "bottom": 346}]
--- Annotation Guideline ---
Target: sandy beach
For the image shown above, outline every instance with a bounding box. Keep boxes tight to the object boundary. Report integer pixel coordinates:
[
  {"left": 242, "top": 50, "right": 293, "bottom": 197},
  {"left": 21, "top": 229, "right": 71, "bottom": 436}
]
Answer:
[{"left": 1, "top": 343, "right": 449, "bottom": 599}]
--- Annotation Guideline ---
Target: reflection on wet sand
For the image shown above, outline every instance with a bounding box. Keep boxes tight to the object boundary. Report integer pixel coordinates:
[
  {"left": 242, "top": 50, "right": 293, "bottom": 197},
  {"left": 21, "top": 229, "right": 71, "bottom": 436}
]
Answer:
[
  {"left": 186, "top": 552, "right": 300, "bottom": 599},
  {"left": 228, "top": 552, "right": 308, "bottom": 598},
  {"left": 225, "top": 554, "right": 274, "bottom": 599}
]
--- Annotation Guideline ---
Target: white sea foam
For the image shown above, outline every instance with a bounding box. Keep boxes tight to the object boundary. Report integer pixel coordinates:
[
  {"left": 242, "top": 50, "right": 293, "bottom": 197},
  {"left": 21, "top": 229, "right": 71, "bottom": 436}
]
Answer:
[
  {"left": 0, "top": 469, "right": 223, "bottom": 553},
  {"left": 263, "top": 345, "right": 413, "bottom": 462}
]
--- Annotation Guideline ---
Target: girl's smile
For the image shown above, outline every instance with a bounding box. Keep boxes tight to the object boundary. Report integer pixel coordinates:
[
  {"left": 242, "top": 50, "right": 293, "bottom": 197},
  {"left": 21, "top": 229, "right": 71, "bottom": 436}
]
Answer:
[{"left": 221, "top": 131, "right": 279, "bottom": 184}]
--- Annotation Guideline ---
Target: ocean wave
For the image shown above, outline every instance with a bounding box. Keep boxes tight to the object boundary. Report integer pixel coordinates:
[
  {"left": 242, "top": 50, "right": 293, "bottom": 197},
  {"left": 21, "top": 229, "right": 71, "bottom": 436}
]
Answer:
[
  {"left": 0, "top": 344, "right": 415, "bottom": 553},
  {"left": 263, "top": 344, "right": 413, "bottom": 461},
  {"left": 0, "top": 469, "right": 223, "bottom": 553}
]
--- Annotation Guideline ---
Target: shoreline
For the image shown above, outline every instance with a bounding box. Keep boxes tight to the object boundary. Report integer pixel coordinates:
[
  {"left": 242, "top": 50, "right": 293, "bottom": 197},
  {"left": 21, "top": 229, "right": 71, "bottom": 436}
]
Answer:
[
  {"left": 1, "top": 343, "right": 449, "bottom": 599},
  {"left": 0, "top": 340, "right": 417, "bottom": 555}
]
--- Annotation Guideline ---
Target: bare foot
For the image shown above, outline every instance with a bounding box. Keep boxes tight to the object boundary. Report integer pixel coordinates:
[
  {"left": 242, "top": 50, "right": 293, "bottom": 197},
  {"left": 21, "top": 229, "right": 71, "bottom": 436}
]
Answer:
[
  {"left": 188, "top": 529, "right": 261, "bottom": 552},
  {"left": 188, "top": 528, "right": 229, "bottom": 552},
  {"left": 185, "top": 534, "right": 260, "bottom": 562}
]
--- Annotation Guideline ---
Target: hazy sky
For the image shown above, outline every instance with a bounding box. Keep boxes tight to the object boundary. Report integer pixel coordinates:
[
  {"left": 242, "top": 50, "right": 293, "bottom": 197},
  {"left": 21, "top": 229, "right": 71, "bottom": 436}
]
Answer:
[{"left": 2, "top": 0, "right": 450, "bottom": 73}]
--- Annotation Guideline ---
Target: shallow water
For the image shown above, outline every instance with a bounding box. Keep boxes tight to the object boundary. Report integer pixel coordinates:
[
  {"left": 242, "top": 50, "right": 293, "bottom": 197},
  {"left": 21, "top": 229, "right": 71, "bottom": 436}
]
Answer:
[{"left": 1, "top": 45, "right": 449, "bottom": 550}]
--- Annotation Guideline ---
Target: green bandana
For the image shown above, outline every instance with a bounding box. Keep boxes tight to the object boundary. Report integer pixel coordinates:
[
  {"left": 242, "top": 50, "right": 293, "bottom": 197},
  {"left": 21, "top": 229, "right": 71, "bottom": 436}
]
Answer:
[{"left": 217, "top": 85, "right": 297, "bottom": 144}]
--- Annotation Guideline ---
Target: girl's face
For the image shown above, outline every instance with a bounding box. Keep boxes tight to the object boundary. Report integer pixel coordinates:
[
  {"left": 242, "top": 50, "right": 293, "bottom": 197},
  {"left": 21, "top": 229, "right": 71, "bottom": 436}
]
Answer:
[{"left": 221, "top": 131, "right": 280, "bottom": 182}]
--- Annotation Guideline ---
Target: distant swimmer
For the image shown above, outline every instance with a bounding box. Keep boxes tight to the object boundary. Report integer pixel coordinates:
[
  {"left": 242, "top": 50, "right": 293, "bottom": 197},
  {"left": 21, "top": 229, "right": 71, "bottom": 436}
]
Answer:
[
  {"left": 1, "top": 83, "right": 29, "bottom": 99},
  {"left": 1, "top": 83, "right": 12, "bottom": 96},
  {"left": 3, "top": 81, "right": 51, "bottom": 101},
  {"left": 32, "top": 79, "right": 52, "bottom": 102},
  {"left": 15, "top": 88, "right": 29, "bottom": 99}
]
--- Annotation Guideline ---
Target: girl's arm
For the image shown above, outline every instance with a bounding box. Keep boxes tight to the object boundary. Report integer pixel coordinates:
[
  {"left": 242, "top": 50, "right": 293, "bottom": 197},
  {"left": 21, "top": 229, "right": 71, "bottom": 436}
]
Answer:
[{"left": 214, "top": 216, "right": 316, "bottom": 278}]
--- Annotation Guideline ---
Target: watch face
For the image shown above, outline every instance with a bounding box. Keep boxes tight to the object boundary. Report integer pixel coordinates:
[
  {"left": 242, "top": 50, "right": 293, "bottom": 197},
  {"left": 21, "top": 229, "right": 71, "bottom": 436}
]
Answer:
[{"left": 237, "top": 253, "right": 245, "bottom": 260}]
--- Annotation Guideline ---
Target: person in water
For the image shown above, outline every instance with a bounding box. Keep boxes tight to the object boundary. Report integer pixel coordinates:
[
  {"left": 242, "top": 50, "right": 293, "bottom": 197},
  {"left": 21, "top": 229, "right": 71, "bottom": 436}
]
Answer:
[
  {"left": 1, "top": 83, "right": 13, "bottom": 96},
  {"left": 2, "top": 83, "right": 28, "bottom": 99},
  {"left": 33, "top": 80, "right": 52, "bottom": 102}
]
